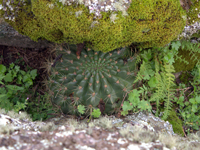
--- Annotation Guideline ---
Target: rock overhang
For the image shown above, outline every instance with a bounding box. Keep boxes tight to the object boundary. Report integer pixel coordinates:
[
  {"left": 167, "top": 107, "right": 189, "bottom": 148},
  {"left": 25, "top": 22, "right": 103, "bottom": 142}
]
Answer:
[{"left": 0, "top": 0, "right": 188, "bottom": 52}]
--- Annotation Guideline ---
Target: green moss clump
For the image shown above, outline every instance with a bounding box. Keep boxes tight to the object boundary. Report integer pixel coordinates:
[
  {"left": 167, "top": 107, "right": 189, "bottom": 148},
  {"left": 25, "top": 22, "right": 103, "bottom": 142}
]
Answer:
[
  {"left": 0, "top": 0, "right": 186, "bottom": 52},
  {"left": 173, "top": 48, "right": 200, "bottom": 72},
  {"left": 179, "top": 71, "right": 191, "bottom": 84},
  {"left": 166, "top": 109, "right": 184, "bottom": 137},
  {"left": 186, "top": 0, "right": 200, "bottom": 26}
]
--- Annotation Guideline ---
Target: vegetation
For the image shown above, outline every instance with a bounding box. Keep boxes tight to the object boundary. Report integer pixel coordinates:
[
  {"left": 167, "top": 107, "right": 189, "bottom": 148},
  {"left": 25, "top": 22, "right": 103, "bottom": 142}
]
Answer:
[
  {"left": 0, "top": 62, "right": 37, "bottom": 113},
  {"left": 185, "top": 0, "right": 200, "bottom": 26},
  {"left": 1, "top": 38, "right": 200, "bottom": 136},
  {"left": 120, "top": 39, "right": 200, "bottom": 135},
  {"left": 1, "top": 0, "right": 200, "bottom": 138},
  {"left": 0, "top": 52, "right": 58, "bottom": 121}
]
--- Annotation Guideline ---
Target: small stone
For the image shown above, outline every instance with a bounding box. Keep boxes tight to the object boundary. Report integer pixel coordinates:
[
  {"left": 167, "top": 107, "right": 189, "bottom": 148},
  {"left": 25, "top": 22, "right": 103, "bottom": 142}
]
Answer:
[{"left": 107, "top": 0, "right": 111, "bottom": 5}]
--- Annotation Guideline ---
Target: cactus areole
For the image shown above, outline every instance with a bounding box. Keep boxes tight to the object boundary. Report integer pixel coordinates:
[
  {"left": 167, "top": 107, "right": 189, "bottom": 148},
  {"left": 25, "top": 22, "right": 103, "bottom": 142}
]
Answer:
[{"left": 47, "top": 44, "right": 137, "bottom": 116}]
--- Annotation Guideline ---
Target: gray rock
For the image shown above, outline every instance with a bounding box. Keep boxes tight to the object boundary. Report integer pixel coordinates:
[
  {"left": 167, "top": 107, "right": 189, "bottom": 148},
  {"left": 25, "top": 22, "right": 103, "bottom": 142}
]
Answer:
[
  {"left": 0, "top": 18, "right": 55, "bottom": 49},
  {"left": 176, "top": 21, "right": 200, "bottom": 41},
  {"left": 1, "top": 109, "right": 200, "bottom": 150}
]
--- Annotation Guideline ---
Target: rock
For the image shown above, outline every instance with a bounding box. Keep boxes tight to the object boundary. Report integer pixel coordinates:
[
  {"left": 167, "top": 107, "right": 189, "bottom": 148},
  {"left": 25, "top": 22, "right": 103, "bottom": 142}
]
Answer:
[
  {"left": 0, "top": 109, "right": 200, "bottom": 150},
  {"left": 0, "top": 18, "right": 55, "bottom": 49},
  {"left": 1, "top": 14, "right": 200, "bottom": 50},
  {"left": 0, "top": 0, "right": 187, "bottom": 52},
  {"left": 177, "top": 21, "right": 200, "bottom": 41}
]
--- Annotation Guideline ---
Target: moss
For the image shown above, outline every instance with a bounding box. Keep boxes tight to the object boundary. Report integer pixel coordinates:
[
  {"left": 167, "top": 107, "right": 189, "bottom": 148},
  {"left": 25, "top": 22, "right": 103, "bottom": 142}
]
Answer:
[
  {"left": 173, "top": 48, "right": 200, "bottom": 72},
  {"left": 166, "top": 109, "right": 184, "bottom": 137},
  {"left": 186, "top": 0, "right": 200, "bottom": 25},
  {"left": 0, "top": 0, "right": 186, "bottom": 52},
  {"left": 179, "top": 71, "right": 191, "bottom": 84}
]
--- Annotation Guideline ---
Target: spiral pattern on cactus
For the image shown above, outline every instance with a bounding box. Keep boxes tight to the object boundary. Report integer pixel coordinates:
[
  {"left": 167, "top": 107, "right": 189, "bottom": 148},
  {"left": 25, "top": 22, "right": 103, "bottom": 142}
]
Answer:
[{"left": 46, "top": 44, "right": 137, "bottom": 115}]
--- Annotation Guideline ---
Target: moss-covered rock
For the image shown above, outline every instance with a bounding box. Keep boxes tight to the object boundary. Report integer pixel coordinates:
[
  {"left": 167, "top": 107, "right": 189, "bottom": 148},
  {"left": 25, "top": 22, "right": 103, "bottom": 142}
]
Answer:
[
  {"left": 179, "top": 71, "right": 191, "bottom": 84},
  {"left": 173, "top": 49, "right": 200, "bottom": 72},
  {"left": 166, "top": 109, "right": 184, "bottom": 137},
  {"left": 0, "top": 0, "right": 186, "bottom": 52},
  {"left": 173, "top": 45, "right": 200, "bottom": 72}
]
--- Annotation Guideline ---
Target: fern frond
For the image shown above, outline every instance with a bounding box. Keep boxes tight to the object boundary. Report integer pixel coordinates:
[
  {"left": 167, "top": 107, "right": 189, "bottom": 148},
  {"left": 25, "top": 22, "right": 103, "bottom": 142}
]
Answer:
[
  {"left": 135, "top": 55, "right": 142, "bottom": 64},
  {"left": 174, "top": 54, "right": 189, "bottom": 65},
  {"left": 149, "top": 57, "right": 164, "bottom": 116},
  {"left": 162, "top": 96, "right": 174, "bottom": 120},
  {"left": 162, "top": 64, "right": 176, "bottom": 120},
  {"left": 149, "top": 71, "right": 164, "bottom": 117},
  {"left": 180, "top": 39, "right": 200, "bottom": 67},
  {"left": 149, "top": 60, "right": 176, "bottom": 119},
  {"left": 134, "top": 60, "right": 152, "bottom": 83}
]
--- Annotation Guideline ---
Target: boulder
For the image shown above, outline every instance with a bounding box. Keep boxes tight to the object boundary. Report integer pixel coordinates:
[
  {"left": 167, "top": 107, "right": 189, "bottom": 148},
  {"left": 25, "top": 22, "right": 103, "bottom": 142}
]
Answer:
[
  {"left": 1, "top": 18, "right": 200, "bottom": 50},
  {"left": 0, "top": 109, "right": 200, "bottom": 150},
  {"left": 0, "top": 0, "right": 187, "bottom": 52},
  {"left": 0, "top": 18, "right": 55, "bottom": 49}
]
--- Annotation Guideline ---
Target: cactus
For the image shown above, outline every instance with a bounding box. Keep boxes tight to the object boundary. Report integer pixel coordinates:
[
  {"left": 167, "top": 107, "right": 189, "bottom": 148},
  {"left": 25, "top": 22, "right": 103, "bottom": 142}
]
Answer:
[{"left": 45, "top": 44, "right": 137, "bottom": 116}]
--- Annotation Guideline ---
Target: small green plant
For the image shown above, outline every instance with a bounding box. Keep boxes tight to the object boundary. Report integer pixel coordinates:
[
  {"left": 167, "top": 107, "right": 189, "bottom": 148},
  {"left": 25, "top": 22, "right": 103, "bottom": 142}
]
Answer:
[
  {"left": 121, "top": 88, "right": 152, "bottom": 116},
  {"left": 26, "top": 92, "right": 57, "bottom": 121},
  {"left": 0, "top": 63, "right": 37, "bottom": 113},
  {"left": 176, "top": 95, "right": 200, "bottom": 131},
  {"left": 77, "top": 104, "right": 85, "bottom": 115},
  {"left": 175, "top": 65, "right": 200, "bottom": 132},
  {"left": 123, "top": 41, "right": 178, "bottom": 119},
  {"left": 77, "top": 104, "right": 101, "bottom": 122},
  {"left": 124, "top": 39, "right": 200, "bottom": 135}
]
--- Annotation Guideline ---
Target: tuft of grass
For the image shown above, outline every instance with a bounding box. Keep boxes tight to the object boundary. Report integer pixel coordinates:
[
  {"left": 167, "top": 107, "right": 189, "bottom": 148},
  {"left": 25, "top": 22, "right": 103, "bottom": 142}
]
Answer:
[
  {"left": 0, "top": 125, "right": 16, "bottom": 135},
  {"left": 158, "top": 133, "right": 178, "bottom": 149},
  {"left": 89, "top": 116, "right": 114, "bottom": 129},
  {"left": 120, "top": 125, "right": 158, "bottom": 143},
  {"left": 39, "top": 122, "right": 56, "bottom": 132}
]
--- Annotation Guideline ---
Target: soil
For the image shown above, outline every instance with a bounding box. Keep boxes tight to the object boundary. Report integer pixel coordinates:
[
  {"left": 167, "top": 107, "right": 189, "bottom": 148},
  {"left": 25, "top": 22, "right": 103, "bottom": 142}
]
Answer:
[{"left": 0, "top": 44, "right": 56, "bottom": 94}]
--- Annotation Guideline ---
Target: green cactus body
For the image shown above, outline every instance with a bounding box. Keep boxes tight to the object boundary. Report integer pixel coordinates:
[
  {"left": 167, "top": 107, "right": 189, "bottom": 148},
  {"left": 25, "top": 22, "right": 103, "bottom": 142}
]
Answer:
[{"left": 47, "top": 44, "right": 137, "bottom": 115}]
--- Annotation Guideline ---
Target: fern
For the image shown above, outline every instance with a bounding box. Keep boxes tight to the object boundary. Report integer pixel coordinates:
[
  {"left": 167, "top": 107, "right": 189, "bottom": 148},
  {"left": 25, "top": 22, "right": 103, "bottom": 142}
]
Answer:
[
  {"left": 149, "top": 57, "right": 176, "bottom": 119},
  {"left": 133, "top": 39, "right": 200, "bottom": 121},
  {"left": 162, "top": 63, "right": 176, "bottom": 120},
  {"left": 149, "top": 57, "right": 164, "bottom": 116},
  {"left": 135, "top": 54, "right": 142, "bottom": 65},
  {"left": 174, "top": 54, "right": 189, "bottom": 65},
  {"left": 175, "top": 39, "right": 200, "bottom": 66}
]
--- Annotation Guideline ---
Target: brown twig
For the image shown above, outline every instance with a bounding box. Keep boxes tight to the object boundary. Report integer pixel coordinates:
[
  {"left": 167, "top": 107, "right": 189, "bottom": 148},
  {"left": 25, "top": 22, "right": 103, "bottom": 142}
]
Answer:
[
  {"left": 182, "top": 126, "right": 187, "bottom": 137},
  {"left": 176, "top": 87, "right": 192, "bottom": 92},
  {"left": 119, "top": 92, "right": 128, "bottom": 111}
]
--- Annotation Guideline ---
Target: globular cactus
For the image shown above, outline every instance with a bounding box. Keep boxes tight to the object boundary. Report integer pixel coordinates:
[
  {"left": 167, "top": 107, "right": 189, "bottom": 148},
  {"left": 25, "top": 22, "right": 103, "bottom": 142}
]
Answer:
[{"left": 45, "top": 44, "right": 137, "bottom": 116}]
